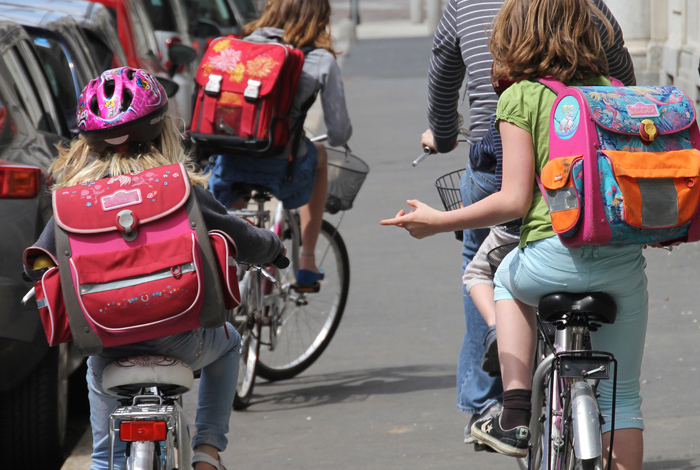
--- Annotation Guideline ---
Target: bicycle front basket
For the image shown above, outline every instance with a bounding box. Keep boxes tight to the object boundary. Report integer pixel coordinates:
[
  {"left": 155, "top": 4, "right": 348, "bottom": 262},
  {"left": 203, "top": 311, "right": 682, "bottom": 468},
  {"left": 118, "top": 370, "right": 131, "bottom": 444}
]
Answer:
[
  {"left": 435, "top": 168, "right": 465, "bottom": 241},
  {"left": 325, "top": 148, "right": 370, "bottom": 214}
]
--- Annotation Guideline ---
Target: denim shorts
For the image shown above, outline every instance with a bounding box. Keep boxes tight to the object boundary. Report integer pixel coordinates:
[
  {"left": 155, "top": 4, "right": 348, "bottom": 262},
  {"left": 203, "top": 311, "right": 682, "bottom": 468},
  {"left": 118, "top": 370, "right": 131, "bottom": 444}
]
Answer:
[
  {"left": 207, "top": 138, "right": 318, "bottom": 209},
  {"left": 494, "top": 236, "right": 648, "bottom": 432}
]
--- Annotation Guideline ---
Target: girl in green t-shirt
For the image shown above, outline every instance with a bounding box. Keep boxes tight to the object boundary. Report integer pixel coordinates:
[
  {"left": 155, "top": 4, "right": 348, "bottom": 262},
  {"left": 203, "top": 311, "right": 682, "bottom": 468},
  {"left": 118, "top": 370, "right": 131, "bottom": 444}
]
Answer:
[{"left": 382, "top": 0, "right": 648, "bottom": 467}]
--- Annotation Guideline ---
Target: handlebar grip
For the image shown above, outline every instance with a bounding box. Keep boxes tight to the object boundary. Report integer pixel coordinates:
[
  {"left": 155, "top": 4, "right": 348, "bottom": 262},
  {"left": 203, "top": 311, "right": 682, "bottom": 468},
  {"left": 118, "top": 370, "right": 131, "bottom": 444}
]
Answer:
[{"left": 272, "top": 254, "right": 290, "bottom": 269}]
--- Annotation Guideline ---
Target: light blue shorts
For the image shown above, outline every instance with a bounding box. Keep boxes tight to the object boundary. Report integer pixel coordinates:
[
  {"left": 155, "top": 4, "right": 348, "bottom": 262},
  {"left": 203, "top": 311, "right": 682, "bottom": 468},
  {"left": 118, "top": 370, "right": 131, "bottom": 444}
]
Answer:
[{"left": 494, "top": 236, "right": 648, "bottom": 432}]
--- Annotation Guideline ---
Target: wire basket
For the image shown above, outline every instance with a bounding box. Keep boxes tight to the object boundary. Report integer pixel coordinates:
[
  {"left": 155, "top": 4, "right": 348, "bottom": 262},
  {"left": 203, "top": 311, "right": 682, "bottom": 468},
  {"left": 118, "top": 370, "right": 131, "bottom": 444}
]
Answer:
[
  {"left": 435, "top": 168, "right": 465, "bottom": 241},
  {"left": 325, "top": 148, "right": 370, "bottom": 214}
]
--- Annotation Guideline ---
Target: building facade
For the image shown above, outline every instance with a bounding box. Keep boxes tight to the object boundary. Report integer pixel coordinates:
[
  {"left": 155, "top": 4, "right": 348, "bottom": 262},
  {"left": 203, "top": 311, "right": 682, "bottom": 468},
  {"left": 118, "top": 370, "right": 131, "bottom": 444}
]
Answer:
[{"left": 609, "top": 0, "right": 700, "bottom": 102}]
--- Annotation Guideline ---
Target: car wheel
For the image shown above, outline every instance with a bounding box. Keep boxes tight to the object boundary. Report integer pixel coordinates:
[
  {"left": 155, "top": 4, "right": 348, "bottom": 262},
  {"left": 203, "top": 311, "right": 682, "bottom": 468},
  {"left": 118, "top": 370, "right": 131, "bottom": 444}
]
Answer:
[{"left": 0, "top": 345, "right": 69, "bottom": 469}]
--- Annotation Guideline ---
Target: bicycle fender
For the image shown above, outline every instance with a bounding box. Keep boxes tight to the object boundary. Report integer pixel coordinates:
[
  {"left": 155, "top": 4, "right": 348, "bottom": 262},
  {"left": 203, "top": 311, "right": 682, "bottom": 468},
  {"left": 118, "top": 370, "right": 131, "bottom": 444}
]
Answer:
[{"left": 571, "top": 381, "right": 603, "bottom": 460}]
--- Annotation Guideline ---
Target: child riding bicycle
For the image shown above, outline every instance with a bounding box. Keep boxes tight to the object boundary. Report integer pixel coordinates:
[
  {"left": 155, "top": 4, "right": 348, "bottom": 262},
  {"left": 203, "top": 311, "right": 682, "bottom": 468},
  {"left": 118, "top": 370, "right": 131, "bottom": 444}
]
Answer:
[
  {"left": 382, "top": 0, "right": 649, "bottom": 467},
  {"left": 24, "top": 67, "right": 286, "bottom": 470},
  {"left": 206, "top": 0, "right": 352, "bottom": 291}
]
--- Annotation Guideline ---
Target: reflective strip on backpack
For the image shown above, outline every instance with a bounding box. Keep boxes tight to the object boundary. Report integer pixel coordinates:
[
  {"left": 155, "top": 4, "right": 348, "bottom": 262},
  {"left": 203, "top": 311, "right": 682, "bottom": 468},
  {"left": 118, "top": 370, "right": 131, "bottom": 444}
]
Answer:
[{"left": 79, "top": 263, "right": 196, "bottom": 295}]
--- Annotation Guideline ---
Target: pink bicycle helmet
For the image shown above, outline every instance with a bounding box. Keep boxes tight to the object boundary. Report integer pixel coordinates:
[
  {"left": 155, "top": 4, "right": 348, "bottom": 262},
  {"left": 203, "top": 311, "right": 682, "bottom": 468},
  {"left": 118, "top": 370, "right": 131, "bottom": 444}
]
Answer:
[{"left": 77, "top": 67, "right": 168, "bottom": 152}]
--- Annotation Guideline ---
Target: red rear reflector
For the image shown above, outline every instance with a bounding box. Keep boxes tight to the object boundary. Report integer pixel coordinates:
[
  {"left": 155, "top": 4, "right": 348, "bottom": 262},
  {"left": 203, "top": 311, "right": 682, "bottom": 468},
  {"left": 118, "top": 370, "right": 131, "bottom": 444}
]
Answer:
[
  {"left": 120, "top": 421, "right": 167, "bottom": 441},
  {"left": 0, "top": 165, "right": 40, "bottom": 198}
]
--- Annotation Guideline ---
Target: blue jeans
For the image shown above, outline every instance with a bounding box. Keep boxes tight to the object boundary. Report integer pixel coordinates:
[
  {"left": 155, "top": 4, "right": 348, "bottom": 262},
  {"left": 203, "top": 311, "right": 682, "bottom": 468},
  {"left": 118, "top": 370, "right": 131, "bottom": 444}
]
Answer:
[
  {"left": 495, "top": 237, "right": 648, "bottom": 433},
  {"left": 87, "top": 324, "right": 241, "bottom": 470},
  {"left": 457, "top": 164, "right": 503, "bottom": 414}
]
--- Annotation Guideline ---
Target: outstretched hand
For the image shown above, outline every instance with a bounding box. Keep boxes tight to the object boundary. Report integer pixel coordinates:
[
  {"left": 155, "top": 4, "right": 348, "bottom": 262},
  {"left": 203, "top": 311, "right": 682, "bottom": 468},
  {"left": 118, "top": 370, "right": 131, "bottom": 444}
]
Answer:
[{"left": 380, "top": 199, "right": 444, "bottom": 239}]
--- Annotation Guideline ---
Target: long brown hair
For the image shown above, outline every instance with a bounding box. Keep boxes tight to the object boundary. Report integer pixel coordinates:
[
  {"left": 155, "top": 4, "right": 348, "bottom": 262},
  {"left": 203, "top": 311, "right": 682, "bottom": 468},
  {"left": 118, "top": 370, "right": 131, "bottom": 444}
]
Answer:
[
  {"left": 242, "top": 0, "right": 337, "bottom": 56},
  {"left": 489, "top": 0, "right": 611, "bottom": 84},
  {"left": 50, "top": 116, "right": 208, "bottom": 189}
]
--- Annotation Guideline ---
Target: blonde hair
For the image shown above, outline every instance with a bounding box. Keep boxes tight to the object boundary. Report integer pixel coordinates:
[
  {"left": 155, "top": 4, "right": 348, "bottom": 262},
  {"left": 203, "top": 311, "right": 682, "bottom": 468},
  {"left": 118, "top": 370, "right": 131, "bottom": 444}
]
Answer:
[
  {"left": 242, "top": 0, "right": 337, "bottom": 56},
  {"left": 490, "top": 0, "right": 611, "bottom": 84},
  {"left": 49, "top": 116, "right": 208, "bottom": 190}
]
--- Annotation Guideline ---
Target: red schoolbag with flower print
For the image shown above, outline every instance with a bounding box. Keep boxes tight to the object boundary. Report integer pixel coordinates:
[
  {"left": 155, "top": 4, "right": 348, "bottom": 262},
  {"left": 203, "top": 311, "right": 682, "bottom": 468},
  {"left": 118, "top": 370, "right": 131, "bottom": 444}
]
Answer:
[{"left": 190, "top": 36, "right": 310, "bottom": 160}]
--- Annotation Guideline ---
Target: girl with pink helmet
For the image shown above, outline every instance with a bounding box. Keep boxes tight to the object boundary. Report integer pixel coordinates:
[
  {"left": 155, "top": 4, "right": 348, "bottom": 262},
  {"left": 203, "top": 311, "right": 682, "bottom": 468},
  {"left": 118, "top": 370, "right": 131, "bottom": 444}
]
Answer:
[{"left": 26, "top": 66, "right": 287, "bottom": 470}]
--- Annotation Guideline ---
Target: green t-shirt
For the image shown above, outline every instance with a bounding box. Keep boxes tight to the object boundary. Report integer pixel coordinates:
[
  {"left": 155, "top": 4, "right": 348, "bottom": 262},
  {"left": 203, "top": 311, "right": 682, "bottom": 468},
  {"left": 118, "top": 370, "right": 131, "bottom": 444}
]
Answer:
[{"left": 495, "top": 77, "right": 611, "bottom": 248}]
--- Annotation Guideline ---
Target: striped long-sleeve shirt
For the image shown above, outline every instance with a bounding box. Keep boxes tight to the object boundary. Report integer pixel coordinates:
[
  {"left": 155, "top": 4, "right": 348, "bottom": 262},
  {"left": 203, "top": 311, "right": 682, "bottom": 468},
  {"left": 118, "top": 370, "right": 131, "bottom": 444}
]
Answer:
[{"left": 427, "top": 0, "right": 636, "bottom": 155}]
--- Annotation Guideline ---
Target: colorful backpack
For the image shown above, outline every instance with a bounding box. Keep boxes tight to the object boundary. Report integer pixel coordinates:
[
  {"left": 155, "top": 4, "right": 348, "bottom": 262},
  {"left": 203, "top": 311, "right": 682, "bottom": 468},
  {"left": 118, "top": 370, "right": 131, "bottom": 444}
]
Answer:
[
  {"left": 23, "top": 163, "right": 241, "bottom": 355},
  {"left": 538, "top": 79, "right": 700, "bottom": 247},
  {"left": 189, "top": 36, "right": 310, "bottom": 160}
]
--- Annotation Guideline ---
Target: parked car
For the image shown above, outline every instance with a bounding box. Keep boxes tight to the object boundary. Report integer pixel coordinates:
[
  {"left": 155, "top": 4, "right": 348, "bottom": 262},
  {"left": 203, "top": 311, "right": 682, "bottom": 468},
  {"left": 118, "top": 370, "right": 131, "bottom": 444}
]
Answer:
[
  {"left": 182, "top": 0, "right": 242, "bottom": 53},
  {"left": 0, "top": 19, "right": 83, "bottom": 470},
  {"left": 3, "top": 0, "right": 129, "bottom": 71},
  {"left": 141, "top": 0, "right": 196, "bottom": 121},
  {"left": 85, "top": 0, "right": 196, "bottom": 121},
  {"left": 0, "top": 4, "right": 101, "bottom": 136},
  {"left": 233, "top": 0, "right": 260, "bottom": 24}
]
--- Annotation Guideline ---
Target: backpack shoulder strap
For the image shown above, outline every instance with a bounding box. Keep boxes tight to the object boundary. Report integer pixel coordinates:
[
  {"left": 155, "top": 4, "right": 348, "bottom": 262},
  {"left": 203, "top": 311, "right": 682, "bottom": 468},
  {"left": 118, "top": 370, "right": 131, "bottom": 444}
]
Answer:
[
  {"left": 54, "top": 220, "right": 104, "bottom": 355},
  {"left": 186, "top": 185, "right": 226, "bottom": 328},
  {"left": 535, "top": 77, "right": 567, "bottom": 95}
]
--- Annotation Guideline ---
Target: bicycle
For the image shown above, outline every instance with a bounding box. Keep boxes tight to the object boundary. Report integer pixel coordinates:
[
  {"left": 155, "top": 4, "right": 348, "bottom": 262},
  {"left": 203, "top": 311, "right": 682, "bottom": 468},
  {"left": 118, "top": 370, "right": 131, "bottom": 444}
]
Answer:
[{"left": 229, "top": 140, "right": 368, "bottom": 409}]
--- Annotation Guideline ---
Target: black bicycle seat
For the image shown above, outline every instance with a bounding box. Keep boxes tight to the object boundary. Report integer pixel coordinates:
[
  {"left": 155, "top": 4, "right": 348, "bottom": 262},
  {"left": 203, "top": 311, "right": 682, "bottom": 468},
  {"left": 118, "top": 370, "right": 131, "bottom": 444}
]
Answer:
[{"left": 538, "top": 292, "right": 617, "bottom": 325}]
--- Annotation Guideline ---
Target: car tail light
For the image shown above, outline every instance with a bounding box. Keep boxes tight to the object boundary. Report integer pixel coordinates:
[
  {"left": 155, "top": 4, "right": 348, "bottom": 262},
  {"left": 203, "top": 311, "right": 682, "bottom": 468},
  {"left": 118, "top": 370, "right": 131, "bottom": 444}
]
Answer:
[
  {"left": 0, "top": 164, "right": 41, "bottom": 198},
  {"left": 119, "top": 421, "right": 167, "bottom": 442}
]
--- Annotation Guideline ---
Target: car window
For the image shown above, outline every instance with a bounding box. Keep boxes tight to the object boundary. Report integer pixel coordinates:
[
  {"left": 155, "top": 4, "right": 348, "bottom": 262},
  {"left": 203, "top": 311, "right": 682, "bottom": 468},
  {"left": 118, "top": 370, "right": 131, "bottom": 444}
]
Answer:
[
  {"left": 233, "top": 0, "right": 258, "bottom": 24},
  {"left": 142, "top": 0, "right": 177, "bottom": 32},
  {"left": 130, "top": 0, "right": 160, "bottom": 60},
  {"left": 82, "top": 29, "right": 115, "bottom": 71},
  {"left": 30, "top": 36, "right": 78, "bottom": 129},
  {"left": 3, "top": 45, "right": 60, "bottom": 135},
  {"left": 183, "top": 0, "right": 237, "bottom": 30}
]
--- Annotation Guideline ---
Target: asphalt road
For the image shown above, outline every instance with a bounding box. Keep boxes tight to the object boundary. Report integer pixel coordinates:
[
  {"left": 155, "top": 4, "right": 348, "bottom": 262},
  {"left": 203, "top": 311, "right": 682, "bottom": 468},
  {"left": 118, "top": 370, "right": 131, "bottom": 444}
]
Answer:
[{"left": 64, "top": 34, "right": 700, "bottom": 470}]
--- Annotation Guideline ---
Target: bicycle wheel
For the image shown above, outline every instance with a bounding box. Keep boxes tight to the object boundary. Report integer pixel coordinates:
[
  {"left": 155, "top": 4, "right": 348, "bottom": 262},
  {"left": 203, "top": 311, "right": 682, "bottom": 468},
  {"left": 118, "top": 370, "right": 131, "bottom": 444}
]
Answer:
[
  {"left": 257, "top": 217, "right": 350, "bottom": 380},
  {"left": 233, "top": 269, "right": 261, "bottom": 410},
  {"left": 125, "top": 441, "right": 158, "bottom": 470},
  {"left": 553, "top": 383, "right": 604, "bottom": 470}
]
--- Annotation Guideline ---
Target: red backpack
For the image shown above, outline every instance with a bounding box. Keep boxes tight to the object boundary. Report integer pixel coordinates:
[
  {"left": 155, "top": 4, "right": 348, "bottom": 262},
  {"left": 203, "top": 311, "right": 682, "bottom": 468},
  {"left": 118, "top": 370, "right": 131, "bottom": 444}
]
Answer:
[
  {"left": 23, "top": 163, "right": 241, "bottom": 355},
  {"left": 189, "top": 36, "right": 309, "bottom": 160}
]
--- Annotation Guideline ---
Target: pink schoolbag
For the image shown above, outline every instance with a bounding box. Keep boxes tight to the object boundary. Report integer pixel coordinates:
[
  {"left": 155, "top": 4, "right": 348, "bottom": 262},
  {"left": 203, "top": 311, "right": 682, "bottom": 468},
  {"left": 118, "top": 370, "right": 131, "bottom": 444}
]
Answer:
[
  {"left": 23, "top": 163, "right": 240, "bottom": 355},
  {"left": 538, "top": 78, "right": 700, "bottom": 247}
]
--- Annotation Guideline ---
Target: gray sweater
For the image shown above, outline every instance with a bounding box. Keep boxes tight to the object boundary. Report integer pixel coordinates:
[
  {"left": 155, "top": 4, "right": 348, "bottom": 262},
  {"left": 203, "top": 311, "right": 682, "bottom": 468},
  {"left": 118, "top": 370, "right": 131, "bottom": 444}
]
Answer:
[{"left": 248, "top": 28, "right": 353, "bottom": 154}]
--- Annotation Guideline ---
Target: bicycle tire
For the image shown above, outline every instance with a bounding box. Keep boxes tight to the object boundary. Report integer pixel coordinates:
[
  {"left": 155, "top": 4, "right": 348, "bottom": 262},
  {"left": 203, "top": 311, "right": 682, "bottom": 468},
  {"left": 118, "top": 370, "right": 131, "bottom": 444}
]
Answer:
[
  {"left": 257, "top": 218, "right": 350, "bottom": 380},
  {"left": 554, "top": 386, "right": 604, "bottom": 470},
  {"left": 233, "top": 270, "right": 262, "bottom": 410}
]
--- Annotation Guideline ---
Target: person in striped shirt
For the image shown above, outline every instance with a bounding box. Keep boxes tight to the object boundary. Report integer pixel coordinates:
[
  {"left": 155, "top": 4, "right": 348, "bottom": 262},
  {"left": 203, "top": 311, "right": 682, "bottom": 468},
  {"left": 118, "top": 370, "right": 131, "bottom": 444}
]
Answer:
[{"left": 419, "top": 0, "right": 635, "bottom": 449}]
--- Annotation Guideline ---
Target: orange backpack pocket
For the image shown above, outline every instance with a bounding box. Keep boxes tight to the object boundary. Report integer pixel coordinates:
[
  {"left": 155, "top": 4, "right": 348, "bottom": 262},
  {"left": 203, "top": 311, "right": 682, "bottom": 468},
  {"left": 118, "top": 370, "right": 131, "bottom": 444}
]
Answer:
[
  {"left": 602, "top": 149, "right": 700, "bottom": 228},
  {"left": 541, "top": 156, "right": 584, "bottom": 236}
]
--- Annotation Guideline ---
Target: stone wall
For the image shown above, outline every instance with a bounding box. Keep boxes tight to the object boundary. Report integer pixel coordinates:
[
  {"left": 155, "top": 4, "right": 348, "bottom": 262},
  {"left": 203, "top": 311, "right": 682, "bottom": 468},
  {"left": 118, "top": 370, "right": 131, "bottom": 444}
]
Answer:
[{"left": 608, "top": 0, "right": 700, "bottom": 103}]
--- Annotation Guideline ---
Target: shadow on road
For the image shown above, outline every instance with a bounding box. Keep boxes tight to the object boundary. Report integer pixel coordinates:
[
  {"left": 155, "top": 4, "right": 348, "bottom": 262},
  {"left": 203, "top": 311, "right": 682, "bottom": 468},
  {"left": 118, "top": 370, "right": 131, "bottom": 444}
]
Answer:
[
  {"left": 242, "top": 364, "right": 455, "bottom": 411},
  {"left": 644, "top": 460, "right": 699, "bottom": 470}
]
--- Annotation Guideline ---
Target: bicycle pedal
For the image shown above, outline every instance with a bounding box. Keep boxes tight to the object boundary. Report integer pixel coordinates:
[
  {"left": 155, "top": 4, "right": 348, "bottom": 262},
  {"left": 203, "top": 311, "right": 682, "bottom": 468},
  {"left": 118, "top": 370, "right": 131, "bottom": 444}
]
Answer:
[{"left": 293, "top": 282, "right": 321, "bottom": 293}]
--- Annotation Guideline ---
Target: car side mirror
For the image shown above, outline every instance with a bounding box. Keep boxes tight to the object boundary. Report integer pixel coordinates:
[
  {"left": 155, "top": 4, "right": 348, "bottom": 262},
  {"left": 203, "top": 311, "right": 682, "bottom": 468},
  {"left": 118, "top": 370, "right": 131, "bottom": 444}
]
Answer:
[
  {"left": 155, "top": 75, "right": 180, "bottom": 98},
  {"left": 195, "top": 19, "right": 222, "bottom": 39},
  {"left": 169, "top": 42, "right": 197, "bottom": 67}
]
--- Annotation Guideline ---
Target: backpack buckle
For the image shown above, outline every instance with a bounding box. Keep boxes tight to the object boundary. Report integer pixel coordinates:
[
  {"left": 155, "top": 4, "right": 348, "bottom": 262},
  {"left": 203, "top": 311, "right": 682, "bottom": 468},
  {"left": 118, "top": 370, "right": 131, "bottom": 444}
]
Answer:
[
  {"left": 244, "top": 79, "right": 262, "bottom": 99},
  {"left": 204, "top": 74, "right": 223, "bottom": 94},
  {"left": 116, "top": 210, "right": 139, "bottom": 241}
]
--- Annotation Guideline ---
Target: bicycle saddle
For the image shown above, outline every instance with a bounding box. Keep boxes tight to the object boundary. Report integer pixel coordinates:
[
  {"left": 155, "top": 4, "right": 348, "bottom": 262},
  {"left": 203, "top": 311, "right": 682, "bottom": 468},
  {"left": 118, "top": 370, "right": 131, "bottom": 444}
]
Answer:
[
  {"left": 102, "top": 356, "right": 194, "bottom": 397},
  {"left": 538, "top": 292, "right": 617, "bottom": 326}
]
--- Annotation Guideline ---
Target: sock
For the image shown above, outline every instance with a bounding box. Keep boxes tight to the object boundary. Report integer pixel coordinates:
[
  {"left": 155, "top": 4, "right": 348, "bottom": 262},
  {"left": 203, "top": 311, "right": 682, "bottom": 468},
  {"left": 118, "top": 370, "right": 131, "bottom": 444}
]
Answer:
[
  {"left": 500, "top": 389, "right": 532, "bottom": 430},
  {"left": 483, "top": 325, "right": 497, "bottom": 347}
]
